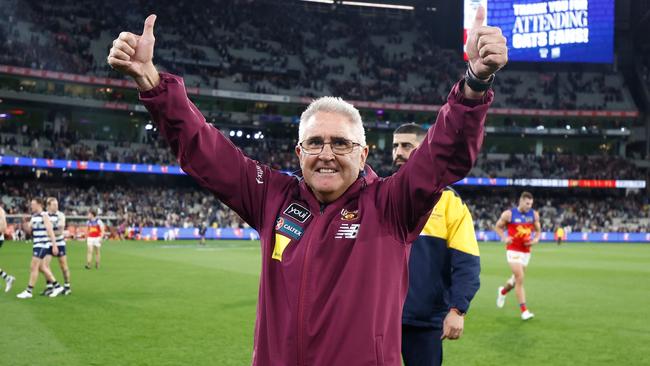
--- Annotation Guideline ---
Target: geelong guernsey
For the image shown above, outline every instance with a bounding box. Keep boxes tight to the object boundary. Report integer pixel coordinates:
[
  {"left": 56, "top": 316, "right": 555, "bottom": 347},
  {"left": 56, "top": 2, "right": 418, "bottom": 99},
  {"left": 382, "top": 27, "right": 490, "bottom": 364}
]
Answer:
[
  {"left": 31, "top": 212, "right": 51, "bottom": 249},
  {"left": 48, "top": 211, "right": 66, "bottom": 246}
]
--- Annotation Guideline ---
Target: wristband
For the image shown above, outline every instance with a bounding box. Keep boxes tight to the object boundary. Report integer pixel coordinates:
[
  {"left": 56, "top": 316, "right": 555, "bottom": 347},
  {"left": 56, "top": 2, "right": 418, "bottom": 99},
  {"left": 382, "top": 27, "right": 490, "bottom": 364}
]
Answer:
[{"left": 465, "top": 64, "right": 495, "bottom": 92}]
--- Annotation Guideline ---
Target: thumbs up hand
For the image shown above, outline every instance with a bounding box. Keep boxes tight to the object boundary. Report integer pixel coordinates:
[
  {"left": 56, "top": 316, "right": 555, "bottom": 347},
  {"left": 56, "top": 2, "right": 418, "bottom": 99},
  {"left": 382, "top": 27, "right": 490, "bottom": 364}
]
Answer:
[
  {"left": 465, "top": 6, "right": 508, "bottom": 79},
  {"left": 107, "top": 14, "right": 160, "bottom": 91}
]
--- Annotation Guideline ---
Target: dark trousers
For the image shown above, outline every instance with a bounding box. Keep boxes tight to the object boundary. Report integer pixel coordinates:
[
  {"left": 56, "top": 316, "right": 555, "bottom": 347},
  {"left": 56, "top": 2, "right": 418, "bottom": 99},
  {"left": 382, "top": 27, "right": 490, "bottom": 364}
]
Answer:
[{"left": 402, "top": 324, "right": 443, "bottom": 366}]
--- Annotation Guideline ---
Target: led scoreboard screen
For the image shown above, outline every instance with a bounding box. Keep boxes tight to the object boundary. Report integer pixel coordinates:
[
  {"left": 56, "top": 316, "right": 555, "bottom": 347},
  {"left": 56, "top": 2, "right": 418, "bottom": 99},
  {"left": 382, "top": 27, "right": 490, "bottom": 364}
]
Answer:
[{"left": 463, "top": 0, "right": 614, "bottom": 63}]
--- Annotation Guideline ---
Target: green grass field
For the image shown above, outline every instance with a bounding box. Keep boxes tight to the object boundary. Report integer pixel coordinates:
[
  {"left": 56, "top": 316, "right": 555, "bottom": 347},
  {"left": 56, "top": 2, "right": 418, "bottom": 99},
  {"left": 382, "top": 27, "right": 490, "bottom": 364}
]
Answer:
[{"left": 0, "top": 240, "right": 649, "bottom": 366}]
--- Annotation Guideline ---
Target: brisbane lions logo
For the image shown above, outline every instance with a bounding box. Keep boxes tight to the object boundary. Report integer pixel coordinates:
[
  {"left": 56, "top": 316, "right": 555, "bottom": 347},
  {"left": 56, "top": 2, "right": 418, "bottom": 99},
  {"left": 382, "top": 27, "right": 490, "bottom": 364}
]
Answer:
[
  {"left": 340, "top": 208, "right": 359, "bottom": 221},
  {"left": 515, "top": 226, "right": 532, "bottom": 238}
]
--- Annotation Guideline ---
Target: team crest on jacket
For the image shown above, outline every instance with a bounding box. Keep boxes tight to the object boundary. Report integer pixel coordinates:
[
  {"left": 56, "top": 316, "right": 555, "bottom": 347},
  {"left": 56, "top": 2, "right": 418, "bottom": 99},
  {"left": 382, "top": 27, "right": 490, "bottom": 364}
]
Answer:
[
  {"left": 340, "top": 208, "right": 359, "bottom": 221},
  {"left": 335, "top": 224, "right": 360, "bottom": 239}
]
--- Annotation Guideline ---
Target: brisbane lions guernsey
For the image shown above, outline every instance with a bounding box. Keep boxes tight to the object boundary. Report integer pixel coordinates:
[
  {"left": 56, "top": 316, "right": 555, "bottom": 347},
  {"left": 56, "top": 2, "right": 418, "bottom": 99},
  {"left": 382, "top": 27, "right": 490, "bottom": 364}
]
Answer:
[
  {"left": 87, "top": 218, "right": 103, "bottom": 238},
  {"left": 507, "top": 208, "right": 536, "bottom": 253}
]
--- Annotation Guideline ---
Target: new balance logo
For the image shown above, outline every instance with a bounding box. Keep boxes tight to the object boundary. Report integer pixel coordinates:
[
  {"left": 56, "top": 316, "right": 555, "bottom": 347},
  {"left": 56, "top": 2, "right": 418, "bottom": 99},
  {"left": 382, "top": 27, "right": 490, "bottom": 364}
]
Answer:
[{"left": 335, "top": 224, "right": 360, "bottom": 239}]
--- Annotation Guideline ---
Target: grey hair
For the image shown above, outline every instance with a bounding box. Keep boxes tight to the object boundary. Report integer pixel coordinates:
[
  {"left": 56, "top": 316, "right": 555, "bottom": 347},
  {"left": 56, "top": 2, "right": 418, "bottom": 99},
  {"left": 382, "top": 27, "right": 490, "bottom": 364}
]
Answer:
[{"left": 298, "top": 96, "right": 366, "bottom": 146}]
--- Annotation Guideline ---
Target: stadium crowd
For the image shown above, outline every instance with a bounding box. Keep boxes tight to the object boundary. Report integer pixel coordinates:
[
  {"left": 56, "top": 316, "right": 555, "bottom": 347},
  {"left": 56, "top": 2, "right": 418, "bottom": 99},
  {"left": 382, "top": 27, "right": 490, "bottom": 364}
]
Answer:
[
  {"left": 2, "top": 120, "right": 644, "bottom": 180},
  {"left": 1, "top": 178, "right": 249, "bottom": 232},
  {"left": 2, "top": 172, "right": 648, "bottom": 234},
  {"left": 0, "top": 119, "right": 398, "bottom": 175},
  {"left": 0, "top": 0, "right": 635, "bottom": 110},
  {"left": 0, "top": 0, "right": 646, "bottom": 238},
  {"left": 467, "top": 192, "right": 650, "bottom": 234},
  {"left": 0, "top": 122, "right": 178, "bottom": 165},
  {"left": 471, "top": 153, "right": 646, "bottom": 180},
  {"left": 2, "top": 117, "right": 645, "bottom": 180}
]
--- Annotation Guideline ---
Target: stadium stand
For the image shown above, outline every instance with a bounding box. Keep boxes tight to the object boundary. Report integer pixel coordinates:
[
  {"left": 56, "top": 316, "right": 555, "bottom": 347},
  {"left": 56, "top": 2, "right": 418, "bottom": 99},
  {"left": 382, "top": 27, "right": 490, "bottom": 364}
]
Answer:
[
  {"left": 463, "top": 190, "right": 650, "bottom": 234},
  {"left": 0, "top": 0, "right": 637, "bottom": 110},
  {"left": 0, "top": 0, "right": 648, "bottom": 240},
  {"left": 470, "top": 153, "right": 646, "bottom": 180},
  {"left": 2, "top": 170, "right": 648, "bottom": 234},
  {"left": 1, "top": 118, "right": 645, "bottom": 180},
  {"left": 1, "top": 172, "right": 248, "bottom": 230}
]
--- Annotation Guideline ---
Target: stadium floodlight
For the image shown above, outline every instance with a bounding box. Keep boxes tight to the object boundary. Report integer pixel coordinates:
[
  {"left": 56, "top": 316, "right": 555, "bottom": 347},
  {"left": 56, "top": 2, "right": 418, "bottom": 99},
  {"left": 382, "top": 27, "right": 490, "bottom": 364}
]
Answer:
[
  {"left": 145, "top": 123, "right": 154, "bottom": 131},
  {"left": 236, "top": 130, "right": 243, "bottom": 137},
  {"left": 299, "top": 0, "right": 334, "bottom": 4},
  {"left": 341, "top": 1, "right": 414, "bottom": 10},
  {"left": 229, "top": 131, "right": 235, "bottom": 137}
]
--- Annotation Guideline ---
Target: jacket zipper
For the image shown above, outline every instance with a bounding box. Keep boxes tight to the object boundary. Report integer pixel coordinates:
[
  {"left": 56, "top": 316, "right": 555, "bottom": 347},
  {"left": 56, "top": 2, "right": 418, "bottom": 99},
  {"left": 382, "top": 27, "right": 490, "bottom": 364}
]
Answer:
[{"left": 297, "top": 206, "right": 324, "bottom": 366}]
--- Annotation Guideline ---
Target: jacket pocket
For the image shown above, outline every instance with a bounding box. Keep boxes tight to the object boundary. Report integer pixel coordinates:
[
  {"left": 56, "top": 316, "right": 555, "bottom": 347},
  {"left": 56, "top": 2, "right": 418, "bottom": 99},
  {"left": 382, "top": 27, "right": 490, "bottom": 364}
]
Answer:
[{"left": 375, "top": 335, "right": 385, "bottom": 366}]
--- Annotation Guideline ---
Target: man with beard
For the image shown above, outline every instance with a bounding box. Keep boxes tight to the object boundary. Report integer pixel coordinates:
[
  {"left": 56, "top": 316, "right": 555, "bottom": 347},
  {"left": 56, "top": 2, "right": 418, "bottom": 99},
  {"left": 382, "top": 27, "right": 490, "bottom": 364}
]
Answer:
[{"left": 393, "top": 123, "right": 481, "bottom": 366}]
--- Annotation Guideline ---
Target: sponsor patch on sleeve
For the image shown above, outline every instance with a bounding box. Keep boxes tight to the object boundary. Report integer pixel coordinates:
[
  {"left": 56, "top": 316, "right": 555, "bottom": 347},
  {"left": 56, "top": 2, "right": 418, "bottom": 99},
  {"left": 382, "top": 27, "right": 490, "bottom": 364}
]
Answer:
[{"left": 275, "top": 217, "right": 303, "bottom": 240}]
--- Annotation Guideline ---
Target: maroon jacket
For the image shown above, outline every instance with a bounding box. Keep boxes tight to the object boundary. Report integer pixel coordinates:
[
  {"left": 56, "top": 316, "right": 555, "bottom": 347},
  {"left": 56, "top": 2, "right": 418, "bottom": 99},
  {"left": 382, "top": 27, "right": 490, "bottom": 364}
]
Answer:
[{"left": 141, "top": 73, "right": 492, "bottom": 366}]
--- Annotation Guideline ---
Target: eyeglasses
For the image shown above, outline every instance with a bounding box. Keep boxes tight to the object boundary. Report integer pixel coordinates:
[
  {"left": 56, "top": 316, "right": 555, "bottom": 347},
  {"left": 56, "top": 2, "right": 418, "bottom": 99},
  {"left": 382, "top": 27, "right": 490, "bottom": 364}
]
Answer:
[{"left": 299, "top": 137, "right": 363, "bottom": 155}]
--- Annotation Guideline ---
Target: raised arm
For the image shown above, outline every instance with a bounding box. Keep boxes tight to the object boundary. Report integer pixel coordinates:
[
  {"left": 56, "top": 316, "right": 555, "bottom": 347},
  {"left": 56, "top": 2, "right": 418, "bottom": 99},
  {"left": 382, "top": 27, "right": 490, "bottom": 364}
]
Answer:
[
  {"left": 378, "top": 7, "right": 506, "bottom": 243},
  {"left": 379, "top": 84, "right": 490, "bottom": 243},
  {"left": 107, "top": 16, "right": 291, "bottom": 230}
]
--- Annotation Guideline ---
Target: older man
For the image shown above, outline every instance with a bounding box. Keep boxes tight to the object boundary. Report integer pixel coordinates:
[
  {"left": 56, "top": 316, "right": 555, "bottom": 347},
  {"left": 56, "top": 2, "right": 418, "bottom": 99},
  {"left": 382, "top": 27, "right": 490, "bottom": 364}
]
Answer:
[{"left": 107, "top": 7, "right": 506, "bottom": 365}]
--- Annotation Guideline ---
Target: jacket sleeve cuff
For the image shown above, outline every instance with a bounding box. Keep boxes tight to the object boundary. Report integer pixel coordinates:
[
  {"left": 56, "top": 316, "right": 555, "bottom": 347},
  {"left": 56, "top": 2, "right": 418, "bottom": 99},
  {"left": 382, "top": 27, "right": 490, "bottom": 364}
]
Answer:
[
  {"left": 448, "top": 79, "right": 494, "bottom": 108},
  {"left": 139, "top": 72, "right": 183, "bottom": 99}
]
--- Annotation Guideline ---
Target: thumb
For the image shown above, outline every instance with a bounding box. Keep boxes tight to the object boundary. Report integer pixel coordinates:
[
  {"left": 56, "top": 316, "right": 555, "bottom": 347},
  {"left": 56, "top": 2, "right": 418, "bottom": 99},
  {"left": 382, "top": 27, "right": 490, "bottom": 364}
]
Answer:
[
  {"left": 142, "top": 14, "right": 157, "bottom": 38},
  {"left": 472, "top": 5, "right": 486, "bottom": 29}
]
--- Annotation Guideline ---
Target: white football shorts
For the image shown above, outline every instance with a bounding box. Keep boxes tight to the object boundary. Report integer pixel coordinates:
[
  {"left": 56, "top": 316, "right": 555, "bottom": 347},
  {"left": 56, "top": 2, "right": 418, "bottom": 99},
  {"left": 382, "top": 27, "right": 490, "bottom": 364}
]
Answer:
[{"left": 506, "top": 250, "right": 531, "bottom": 266}]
